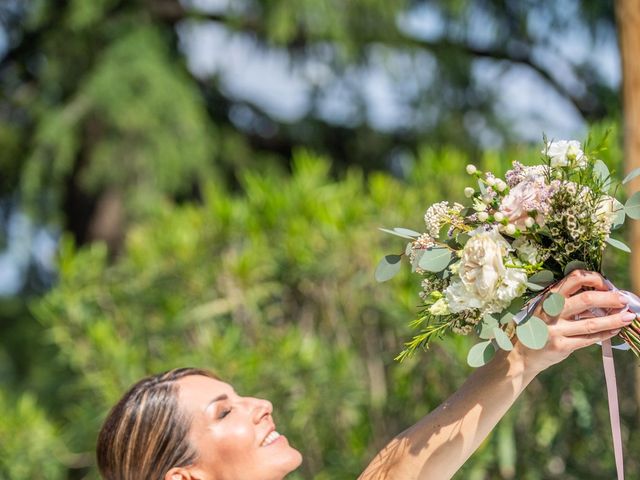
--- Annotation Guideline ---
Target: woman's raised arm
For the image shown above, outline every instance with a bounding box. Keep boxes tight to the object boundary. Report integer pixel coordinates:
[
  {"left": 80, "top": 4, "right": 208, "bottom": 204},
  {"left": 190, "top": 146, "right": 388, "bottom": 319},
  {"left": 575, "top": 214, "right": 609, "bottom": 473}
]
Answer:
[{"left": 359, "top": 270, "right": 633, "bottom": 480}]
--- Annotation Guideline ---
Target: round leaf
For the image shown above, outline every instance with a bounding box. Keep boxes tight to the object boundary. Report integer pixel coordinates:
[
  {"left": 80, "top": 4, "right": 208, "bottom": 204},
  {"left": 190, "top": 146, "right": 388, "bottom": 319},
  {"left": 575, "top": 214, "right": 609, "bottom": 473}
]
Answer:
[
  {"left": 542, "top": 292, "right": 565, "bottom": 317},
  {"left": 375, "top": 255, "right": 402, "bottom": 282},
  {"left": 528, "top": 270, "right": 555, "bottom": 287},
  {"left": 456, "top": 232, "right": 471, "bottom": 247},
  {"left": 516, "top": 315, "right": 549, "bottom": 350},
  {"left": 625, "top": 191, "right": 640, "bottom": 220},
  {"left": 612, "top": 198, "right": 626, "bottom": 230},
  {"left": 526, "top": 282, "right": 546, "bottom": 292},
  {"left": 378, "top": 228, "right": 416, "bottom": 240},
  {"left": 623, "top": 167, "right": 640, "bottom": 185},
  {"left": 506, "top": 296, "right": 526, "bottom": 314},
  {"left": 493, "top": 327, "right": 513, "bottom": 351},
  {"left": 594, "top": 159, "right": 611, "bottom": 192},
  {"left": 418, "top": 248, "right": 453, "bottom": 272},
  {"left": 393, "top": 227, "right": 421, "bottom": 238},
  {"left": 606, "top": 236, "right": 631, "bottom": 253},
  {"left": 410, "top": 249, "right": 424, "bottom": 272},
  {"left": 478, "top": 314, "right": 499, "bottom": 339},
  {"left": 564, "top": 260, "right": 587, "bottom": 275},
  {"left": 438, "top": 224, "right": 451, "bottom": 242},
  {"left": 467, "top": 340, "right": 496, "bottom": 368},
  {"left": 500, "top": 311, "right": 515, "bottom": 325}
]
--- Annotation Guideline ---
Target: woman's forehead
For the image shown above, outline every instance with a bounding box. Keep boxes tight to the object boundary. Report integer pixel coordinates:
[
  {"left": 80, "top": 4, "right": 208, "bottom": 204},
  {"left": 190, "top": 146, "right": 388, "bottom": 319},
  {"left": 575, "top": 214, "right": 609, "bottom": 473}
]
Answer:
[{"left": 177, "top": 375, "right": 235, "bottom": 407}]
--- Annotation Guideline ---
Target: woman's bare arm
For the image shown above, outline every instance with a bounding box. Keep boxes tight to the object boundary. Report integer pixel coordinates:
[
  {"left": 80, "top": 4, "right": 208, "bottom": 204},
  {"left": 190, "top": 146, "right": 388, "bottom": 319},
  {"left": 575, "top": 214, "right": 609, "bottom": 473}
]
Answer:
[{"left": 359, "top": 270, "right": 632, "bottom": 480}]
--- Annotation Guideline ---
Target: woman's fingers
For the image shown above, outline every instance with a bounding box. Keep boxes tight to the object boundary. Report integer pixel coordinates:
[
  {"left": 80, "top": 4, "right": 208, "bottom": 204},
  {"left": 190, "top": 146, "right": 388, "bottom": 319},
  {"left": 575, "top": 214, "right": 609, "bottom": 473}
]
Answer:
[
  {"left": 553, "top": 270, "right": 608, "bottom": 296},
  {"left": 556, "top": 309, "right": 636, "bottom": 337},
  {"left": 561, "top": 290, "right": 628, "bottom": 318},
  {"left": 561, "top": 328, "right": 622, "bottom": 351}
]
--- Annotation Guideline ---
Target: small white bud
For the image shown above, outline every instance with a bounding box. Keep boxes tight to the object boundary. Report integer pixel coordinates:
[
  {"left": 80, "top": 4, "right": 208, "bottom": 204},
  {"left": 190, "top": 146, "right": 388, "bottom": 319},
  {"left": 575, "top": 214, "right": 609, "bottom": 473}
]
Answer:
[
  {"left": 486, "top": 176, "right": 496, "bottom": 187},
  {"left": 494, "top": 211, "right": 505, "bottom": 222},
  {"left": 505, "top": 223, "right": 517, "bottom": 235},
  {"left": 464, "top": 187, "right": 475, "bottom": 198},
  {"left": 524, "top": 217, "right": 535, "bottom": 228},
  {"left": 495, "top": 180, "right": 507, "bottom": 192},
  {"left": 466, "top": 164, "right": 477, "bottom": 175},
  {"left": 477, "top": 211, "right": 489, "bottom": 222}
]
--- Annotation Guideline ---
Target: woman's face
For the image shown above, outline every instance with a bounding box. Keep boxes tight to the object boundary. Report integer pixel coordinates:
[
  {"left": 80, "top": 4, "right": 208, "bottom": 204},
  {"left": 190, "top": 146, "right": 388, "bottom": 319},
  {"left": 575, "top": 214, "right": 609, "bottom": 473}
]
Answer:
[{"left": 175, "top": 375, "right": 303, "bottom": 480}]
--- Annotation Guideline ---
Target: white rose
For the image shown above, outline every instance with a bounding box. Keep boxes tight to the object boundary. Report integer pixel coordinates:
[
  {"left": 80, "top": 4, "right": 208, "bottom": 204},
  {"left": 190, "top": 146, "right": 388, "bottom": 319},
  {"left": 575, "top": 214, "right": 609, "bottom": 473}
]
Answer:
[
  {"left": 544, "top": 140, "right": 587, "bottom": 168},
  {"left": 445, "top": 279, "right": 484, "bottom": 313},
  {"left": 485, "top": 267, "right": 528, "bottom": 313},
  {"left": 459, "top": 228, "right": 509, "bottom": 298}
]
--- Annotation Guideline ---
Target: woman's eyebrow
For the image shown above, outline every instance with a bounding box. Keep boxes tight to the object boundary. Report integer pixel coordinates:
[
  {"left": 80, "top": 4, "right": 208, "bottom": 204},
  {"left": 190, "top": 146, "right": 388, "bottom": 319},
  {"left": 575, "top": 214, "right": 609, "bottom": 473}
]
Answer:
[{"left": 205, "top": 394, "right": 229, "bottom": 410}]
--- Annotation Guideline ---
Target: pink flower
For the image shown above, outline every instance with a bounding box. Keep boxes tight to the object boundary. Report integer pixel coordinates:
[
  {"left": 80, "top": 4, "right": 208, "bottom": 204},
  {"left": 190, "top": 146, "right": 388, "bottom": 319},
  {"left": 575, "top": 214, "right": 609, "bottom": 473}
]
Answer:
[{"left": 500, "top": 179, "right": 551, "bottom": 228}]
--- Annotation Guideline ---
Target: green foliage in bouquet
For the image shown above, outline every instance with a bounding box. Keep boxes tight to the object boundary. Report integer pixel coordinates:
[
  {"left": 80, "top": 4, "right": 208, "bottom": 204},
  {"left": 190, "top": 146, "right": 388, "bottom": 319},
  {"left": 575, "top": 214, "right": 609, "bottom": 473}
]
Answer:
[{"left": 378, "top": 133, "right": 640, "bottom": 366}]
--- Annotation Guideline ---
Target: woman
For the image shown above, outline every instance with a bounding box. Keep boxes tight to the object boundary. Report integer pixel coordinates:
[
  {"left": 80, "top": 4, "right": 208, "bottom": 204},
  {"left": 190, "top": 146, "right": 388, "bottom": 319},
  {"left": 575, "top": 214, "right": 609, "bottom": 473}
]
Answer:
[{"left": 97, "top": 270, "right": 634, "bottom": 480}]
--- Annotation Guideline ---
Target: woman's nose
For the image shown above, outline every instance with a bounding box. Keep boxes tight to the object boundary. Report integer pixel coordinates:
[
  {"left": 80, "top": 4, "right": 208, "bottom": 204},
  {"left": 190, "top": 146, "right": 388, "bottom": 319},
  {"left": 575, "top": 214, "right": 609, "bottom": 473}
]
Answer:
[{"left": 248, "top": 397, "right": 273, "bottom": 423}]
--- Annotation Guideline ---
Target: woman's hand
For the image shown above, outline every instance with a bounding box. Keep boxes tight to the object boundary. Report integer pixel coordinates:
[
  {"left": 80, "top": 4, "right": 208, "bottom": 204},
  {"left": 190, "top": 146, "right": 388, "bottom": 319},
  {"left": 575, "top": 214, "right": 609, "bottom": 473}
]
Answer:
[{"left": 512, "top": 269, "right": 634, "bottom": 375}]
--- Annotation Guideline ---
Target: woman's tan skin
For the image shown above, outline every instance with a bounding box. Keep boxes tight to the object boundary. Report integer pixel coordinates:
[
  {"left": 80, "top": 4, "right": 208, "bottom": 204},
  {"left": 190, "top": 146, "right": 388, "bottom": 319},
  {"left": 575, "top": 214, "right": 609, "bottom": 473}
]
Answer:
[
  {"left": 358, "top": 270, "right": 632, "bottom": 480},
  {"left": 165, "top": 375, "right": 303, "bottom": 480}
]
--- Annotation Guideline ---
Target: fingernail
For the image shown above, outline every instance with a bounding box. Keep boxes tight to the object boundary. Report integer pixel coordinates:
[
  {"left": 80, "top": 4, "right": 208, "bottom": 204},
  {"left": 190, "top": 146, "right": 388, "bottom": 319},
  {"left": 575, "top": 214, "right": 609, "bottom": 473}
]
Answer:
[
  {"left": 622, "top": 312, "right": 636, "bottom": 323},
  {"left": 618, "top": 293, "right": 630, "bottom": 304}
]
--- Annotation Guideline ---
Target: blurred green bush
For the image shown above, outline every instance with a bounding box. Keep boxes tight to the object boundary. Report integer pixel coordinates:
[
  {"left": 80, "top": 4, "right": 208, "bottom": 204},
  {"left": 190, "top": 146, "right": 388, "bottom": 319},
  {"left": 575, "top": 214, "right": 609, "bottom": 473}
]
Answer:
[{"left": 3, "top": 140, "right": 639, "bottom": 479}]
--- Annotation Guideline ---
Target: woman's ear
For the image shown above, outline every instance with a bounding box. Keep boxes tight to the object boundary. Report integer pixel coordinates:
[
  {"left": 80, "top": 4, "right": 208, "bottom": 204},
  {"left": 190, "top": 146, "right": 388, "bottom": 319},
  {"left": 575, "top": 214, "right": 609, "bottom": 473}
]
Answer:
[{"left": 164, "top": 468, "right": 192, "bottom": 480}]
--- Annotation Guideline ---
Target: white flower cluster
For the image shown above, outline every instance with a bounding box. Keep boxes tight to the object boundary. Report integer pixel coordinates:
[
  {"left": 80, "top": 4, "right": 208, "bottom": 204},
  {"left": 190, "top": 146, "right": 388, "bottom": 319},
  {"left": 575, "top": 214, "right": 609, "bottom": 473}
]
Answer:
[
  {"left": 544, "top": 140, "right": 587, "bottom": 169},
  {"left": 423, "top": 201, "right": 464, "bottom": 238},
  {"left": 443, "top": 227, "right": 527, "bottom": 314}
]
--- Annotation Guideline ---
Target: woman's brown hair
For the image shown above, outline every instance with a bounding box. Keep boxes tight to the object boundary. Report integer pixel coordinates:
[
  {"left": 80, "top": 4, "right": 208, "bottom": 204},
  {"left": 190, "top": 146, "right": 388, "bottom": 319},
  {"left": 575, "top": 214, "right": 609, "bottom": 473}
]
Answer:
[{"left": 96, "top": 367, "right": 219, "bottom": 480}]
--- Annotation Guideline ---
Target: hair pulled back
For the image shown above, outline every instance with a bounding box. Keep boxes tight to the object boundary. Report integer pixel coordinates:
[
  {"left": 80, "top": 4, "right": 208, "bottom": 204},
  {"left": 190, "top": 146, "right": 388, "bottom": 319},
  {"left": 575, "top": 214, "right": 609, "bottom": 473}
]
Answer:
[{"left": 96, "top": 367, "right": 219, "bottom": 480}]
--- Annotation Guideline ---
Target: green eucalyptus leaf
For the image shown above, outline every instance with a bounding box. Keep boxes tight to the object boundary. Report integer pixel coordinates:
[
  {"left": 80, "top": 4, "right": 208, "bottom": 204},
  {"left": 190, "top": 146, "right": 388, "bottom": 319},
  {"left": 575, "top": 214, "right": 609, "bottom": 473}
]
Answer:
[
  {"left": 467, "top": 340, "right": 496, "bottom": 368},
  {"left": 625, "top": 192, "right": 640, "bottom": 220},
  {"left": 478, "top": 314, "right": 499, "bottom": 339},
  {"left": 564, "top": 260, "right": 587, "bottom": 275},
  {"left": 500, "top": 311, "right": 515, "bottom": 325},
  {"left": 393, "top": 227, "right": 421, "bottom": 238},
  {"left": 438, "top": 224, "right": 451, "bottom": 242},
  {"left": 593, "top": 159, "right": 611, "bottom": 192},
  {"left": 379, "top": 228, "right": 418, "bottom": 240},
  {"left": 456, "top": 232, "right": 471, "bottom": 246},
  {"left": 493, "top": 327, "right": 513, "bottom": 351},
  {"left": 528, "top": 270, "right": 555, "bottom": 287},
  {"left": 506, "top": 297, "right": 526, "bottom": 314},
  {"left": 516, "top": 315, "right": 549, "bottom": 350},
  {"left": 526, "top": 282, "right": 546, "bottom": 292},
  {"left": 410, "top": 249, "right": 424, "bottom": 273},
  {"left": 542, "top": 292, "right": 565, "bottom": 317},
  {"left": 612, "top": 199, "right": 626, "bottom": 230},
  {"left": 418, "top": 248, "right": 453, "bottom": 272},
  {"left": 606, "top": 236, "right": 631, "bottom": 253},
  {"left": 623, "top": 167, "right": 640, "bottom": 185},
  {"left": 375, "top": 255, "right": 402, "bottom": 282}
]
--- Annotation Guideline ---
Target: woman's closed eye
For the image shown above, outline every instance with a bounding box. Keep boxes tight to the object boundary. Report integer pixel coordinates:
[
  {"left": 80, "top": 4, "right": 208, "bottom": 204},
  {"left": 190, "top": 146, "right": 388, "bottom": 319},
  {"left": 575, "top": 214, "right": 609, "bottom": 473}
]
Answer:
[{"left": 218, "top": 407, "right": 232, "bottom": 419}]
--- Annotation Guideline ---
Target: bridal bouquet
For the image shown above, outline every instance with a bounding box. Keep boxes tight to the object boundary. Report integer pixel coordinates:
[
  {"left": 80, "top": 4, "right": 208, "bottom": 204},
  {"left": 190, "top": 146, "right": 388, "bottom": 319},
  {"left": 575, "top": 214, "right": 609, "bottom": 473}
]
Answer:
[{"left": 377, "top": 137, "right": 640, "bottom": 366}]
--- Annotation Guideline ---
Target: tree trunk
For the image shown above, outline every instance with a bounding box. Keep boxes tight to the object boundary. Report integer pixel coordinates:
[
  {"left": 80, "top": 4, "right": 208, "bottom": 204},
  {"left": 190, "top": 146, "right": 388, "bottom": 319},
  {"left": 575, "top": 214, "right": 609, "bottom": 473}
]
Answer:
[{"left": 615, "top": 0, "right": 640, "bottom": 409}]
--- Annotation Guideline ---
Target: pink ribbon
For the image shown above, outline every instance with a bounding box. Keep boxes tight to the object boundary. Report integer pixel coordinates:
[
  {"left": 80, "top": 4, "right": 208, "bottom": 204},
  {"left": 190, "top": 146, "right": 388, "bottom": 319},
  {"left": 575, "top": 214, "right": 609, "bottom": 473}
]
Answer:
[
  {"left": 601, "top": 338, "right": 624, "bottom": 480},
  {"left": 597, "top": 280, "right": 640, "bottom": 480}
]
